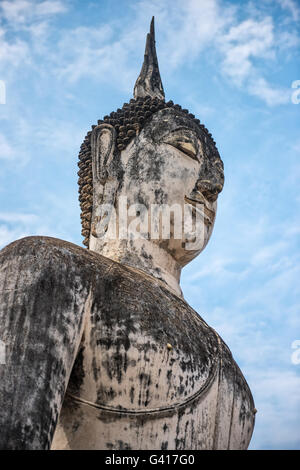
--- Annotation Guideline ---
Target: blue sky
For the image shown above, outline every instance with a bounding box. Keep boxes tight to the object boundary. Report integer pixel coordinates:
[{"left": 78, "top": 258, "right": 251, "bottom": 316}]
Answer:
[{"left": 0, "top": 0, "right": 299, "bottom": 450}]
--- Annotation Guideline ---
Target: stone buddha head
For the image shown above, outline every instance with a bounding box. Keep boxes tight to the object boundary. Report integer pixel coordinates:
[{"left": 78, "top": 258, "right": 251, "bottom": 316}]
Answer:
[{"left": 77, "top": 18, "right": 224, "bottom": 296}]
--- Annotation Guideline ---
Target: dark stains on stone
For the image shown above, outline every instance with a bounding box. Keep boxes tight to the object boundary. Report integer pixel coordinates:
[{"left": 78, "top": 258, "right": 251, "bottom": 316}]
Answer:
[
  {"left": 97, "top": 385, "right": 117, "bottom": 404},
  {"left": 91, "top": 356, "right": 99, "bottom": 383},
  {"left": 141, "top": 247, "right": 153, "bottom": 260},
  {"left": 168, "top": 357, "right": 176, "bottom": 366},
  {"left": 130, "top": 386, "right": 135, "bottom": 404},
  {"left": 0, "top": 237, "right": 90, "bottom": 449},
  {"left": 0, "top": 236, "right": 255, "bottom": 449},
  {"left": 115, "top": 440, "right": 132, "bottom": 450},
  {"left": 144, "top": 388, "right": 150, "bottom": 407},
  {"left": 97, "top": 336, "right": 113, "bottom": 351},
  {"left": 67, "top": 344, "right": 85, "bottom": 395},
  {"left": 139, "top": 372, "right": 152, "bottom": 386},
  {"left": 154, "top": 188, "right": 167, "bottom": 205},
  {"left": 175, "top": 408, "right": 186, "bottom": 450}
]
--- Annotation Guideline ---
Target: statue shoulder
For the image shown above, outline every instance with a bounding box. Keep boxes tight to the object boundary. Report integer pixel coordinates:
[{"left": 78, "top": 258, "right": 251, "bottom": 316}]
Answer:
[{"left": 0, "top": 236, "right": 120, "bottom": 290}]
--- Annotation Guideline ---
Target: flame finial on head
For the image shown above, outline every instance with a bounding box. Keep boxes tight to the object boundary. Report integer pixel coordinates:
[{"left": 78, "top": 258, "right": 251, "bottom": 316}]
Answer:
[{"left": 133, "top": 17, "right": 165, "bottom": 100}]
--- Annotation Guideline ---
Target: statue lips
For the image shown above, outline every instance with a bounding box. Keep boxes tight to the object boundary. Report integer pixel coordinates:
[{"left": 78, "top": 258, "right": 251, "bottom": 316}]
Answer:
[{"left": 184, "top": 194, "right": 215, "bottom": 227}]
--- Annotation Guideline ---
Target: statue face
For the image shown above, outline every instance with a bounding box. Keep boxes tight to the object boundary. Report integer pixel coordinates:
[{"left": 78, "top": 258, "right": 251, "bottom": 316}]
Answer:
[{"left": 117, "top": 107, "right": 224, "bottom": 266}]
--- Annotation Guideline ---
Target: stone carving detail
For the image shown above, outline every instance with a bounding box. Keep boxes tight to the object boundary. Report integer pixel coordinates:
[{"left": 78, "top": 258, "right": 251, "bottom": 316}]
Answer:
[
  {"left": 0, "top": 17, "right": 255, "bottom": 451},
  {"left": 78, "top": 18, "right": 219, "bottom": 248},
  {"left": 134, "top": 16, "right": 165, "bottom": 100},
  {"left": 78, "top": 96, "right": 220, "bottom": 247}
]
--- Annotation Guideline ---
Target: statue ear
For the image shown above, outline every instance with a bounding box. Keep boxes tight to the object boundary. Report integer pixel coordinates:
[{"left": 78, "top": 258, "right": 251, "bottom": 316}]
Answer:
[
  {"left": 90, "top": 123, "right": 118, "bottom": 242},
  {"left": 91, "top": 124, "right": 116, "bottom": 184}
]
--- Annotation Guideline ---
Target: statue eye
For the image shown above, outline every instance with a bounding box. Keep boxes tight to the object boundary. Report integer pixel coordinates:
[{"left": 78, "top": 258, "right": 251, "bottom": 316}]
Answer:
[
  {"left": 162, "top": 136, "right": 198, "bottom": 161},
  {"left": 159, "top": 128, "right": 199, "bottom": 161},
  {"left": 170, "top": 140, "right": 198, "bottom": 160}
]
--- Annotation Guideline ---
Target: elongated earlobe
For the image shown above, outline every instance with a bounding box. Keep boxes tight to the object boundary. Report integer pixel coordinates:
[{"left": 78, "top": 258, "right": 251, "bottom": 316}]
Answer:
[
  {"left": 90, "top": 124, "right": 118, "bottom": 244},
  {"left": 91, "top": 124, "right": 116, "bottom": 184}
]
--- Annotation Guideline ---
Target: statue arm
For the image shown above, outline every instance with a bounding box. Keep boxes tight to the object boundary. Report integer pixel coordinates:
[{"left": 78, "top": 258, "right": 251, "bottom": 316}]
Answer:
[{"left": 0, "top": 236, "right": 92, "bottom": 449}]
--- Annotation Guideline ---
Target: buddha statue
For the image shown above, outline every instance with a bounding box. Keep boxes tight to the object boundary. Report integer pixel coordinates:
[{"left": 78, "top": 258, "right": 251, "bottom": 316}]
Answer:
[{"left": 0, "top": 18, "right": 255, "bottom": 450}]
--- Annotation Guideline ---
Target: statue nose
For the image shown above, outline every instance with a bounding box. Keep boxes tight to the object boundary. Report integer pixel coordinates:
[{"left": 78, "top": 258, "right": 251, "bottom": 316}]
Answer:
[{"left": 196, "top": 179, "right": 223, "bottom": 202}]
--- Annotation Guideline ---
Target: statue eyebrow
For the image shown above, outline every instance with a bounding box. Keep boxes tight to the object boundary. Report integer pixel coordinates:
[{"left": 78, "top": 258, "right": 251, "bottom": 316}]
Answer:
[
  {"left": 169, "top": 127, "right": 198, "bottom": 138},
  {"left": 156, "top": 126, "right": 198, "bottom": 141}
]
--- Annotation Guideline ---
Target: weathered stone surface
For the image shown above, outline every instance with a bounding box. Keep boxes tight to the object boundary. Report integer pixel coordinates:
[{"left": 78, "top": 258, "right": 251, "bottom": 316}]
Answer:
[
  {"left": 0, "top": 230, "right": 254, "bottom": 450},
  {"left": 0, "top": 18, "right": 255, "bottom": 451},
  {"left": 89, "top": 107, "right": 224, "bottom": 297},
  {"left": 14, "top": 236, "right": 254, "bottom": 450},
  {"left": 0, "top": 236, "right": 90, "bottom": 449},
  {"left": 133, "top": 16, "right": 165, "bottom": 100}
]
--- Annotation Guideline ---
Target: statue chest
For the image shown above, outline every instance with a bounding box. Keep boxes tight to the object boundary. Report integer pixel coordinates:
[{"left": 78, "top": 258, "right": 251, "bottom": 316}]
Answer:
[
  {"left": 52, "top": 263, "right": 254, "bottom": 450},
  {"left": 66, "top": 278, "right": 220, "bottom": 412}
]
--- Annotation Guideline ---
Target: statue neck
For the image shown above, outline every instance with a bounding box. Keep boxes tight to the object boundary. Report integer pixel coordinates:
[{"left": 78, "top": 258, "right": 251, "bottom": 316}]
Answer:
[{"left": 89, "top": 235, "right": 183, "bottom": 298}]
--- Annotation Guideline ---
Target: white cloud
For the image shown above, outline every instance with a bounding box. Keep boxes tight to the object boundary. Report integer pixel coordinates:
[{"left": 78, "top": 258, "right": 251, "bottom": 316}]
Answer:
[
  {"left": 0, "top": 133, "right": 14, "bottom": 159},
  {"left": 0, "top": 0, "right": 67, "bottom": 25},
  {"left": 35, "top": 0, "right": 67, "bottom": 16},
  {"left": 26, "top": 20, "right": 49, "bottom": 39},
  {"left": 0, "top": 213, "right": 37, "bottom": 223},
  {"left": 0, "top": 1, "right": 67, "bottom": 68},
  {"left": 249, "top": 369, "right": 300, "bottom": 449},
  {"left": 220, "top": 18, "right": 275, "bottom": 84},
  {"left": 0, "top": 208, "right": 80, "bottom": 250},
  {"left": 53, "top": 0, "right": 295, "bottom": 105},
  {"left": 53, "top": 25, "right": 122, "bottom": 83},
  {"left": 0, "top": 0, "right": 32, "bottom": 24},
  {"left": 0, "top": 34, "right": 29, "bottom": 68},
  {"left": 250, "top": 241, "right": 288, "bottom": 267},
  {"left": 159, "top": 0, "right": 235, "bottom": 68},
  {"left": 0, "top": 214, "right": 39, "bottom": 248},
  {"left": 0, "top": 0, "right": 297, "bottom": 106},
  {"left": 0, "top": 225, "right": 27, "bottom": 249},
  {"left": 184, "top": 255, "right": 246, "bottom": 283},
  {"left": 248, "top": 77, "right": 291, "bottom": 105},
  {"left": 34, "top": 117, "right": 86, "bottom": 158},
  {"left": 217, "top": 15, "right": 294, "bottom": 105},
  {"left": 277, "top": 30, "right": 300, "bottom": 50},
  {"left": 276, "top": 0, "right": 300, "bottom": 22}
]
